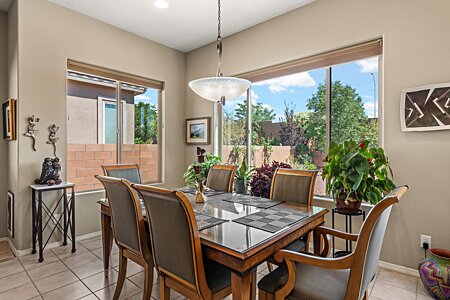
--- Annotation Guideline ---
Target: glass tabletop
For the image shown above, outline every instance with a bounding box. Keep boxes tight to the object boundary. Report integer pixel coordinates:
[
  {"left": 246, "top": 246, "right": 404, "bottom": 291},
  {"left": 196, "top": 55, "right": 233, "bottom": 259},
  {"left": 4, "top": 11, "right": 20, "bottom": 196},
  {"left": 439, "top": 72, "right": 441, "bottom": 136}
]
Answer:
[{"left": 181, "top": 192, "right": 327, "bottom": 255}]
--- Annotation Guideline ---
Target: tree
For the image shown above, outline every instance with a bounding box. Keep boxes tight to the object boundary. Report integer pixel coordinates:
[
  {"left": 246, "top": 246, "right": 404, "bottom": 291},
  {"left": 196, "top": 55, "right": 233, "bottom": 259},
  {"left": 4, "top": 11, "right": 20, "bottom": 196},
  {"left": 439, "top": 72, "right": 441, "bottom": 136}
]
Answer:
[
  {"left": 279, "top": 102, "right": 308, "bottom": 146},
  {"left": 134, "top": 102, "right": 158, "bottom": 144},
  {"left": 303, "top": 81, "right": 377, "bottom": 151}
]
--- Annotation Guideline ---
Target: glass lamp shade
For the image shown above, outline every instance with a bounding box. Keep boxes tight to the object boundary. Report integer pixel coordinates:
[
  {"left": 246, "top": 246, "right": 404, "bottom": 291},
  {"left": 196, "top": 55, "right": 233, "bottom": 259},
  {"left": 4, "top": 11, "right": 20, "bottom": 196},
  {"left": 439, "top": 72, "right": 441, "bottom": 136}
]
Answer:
[{"left": 189, "top": 76, "right": 251, "bottom": 102}]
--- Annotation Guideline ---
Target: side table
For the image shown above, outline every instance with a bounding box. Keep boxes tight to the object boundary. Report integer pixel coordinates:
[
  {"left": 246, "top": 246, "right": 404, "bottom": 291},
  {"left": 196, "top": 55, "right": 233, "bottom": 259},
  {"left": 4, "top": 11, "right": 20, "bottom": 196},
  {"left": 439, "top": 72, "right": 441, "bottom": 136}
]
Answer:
[
  {"left": 30, "top": 182, "right": 76, "bottom": 262},
  {"left": 332, "top": 208, "right": 366, "bottom": 257}
]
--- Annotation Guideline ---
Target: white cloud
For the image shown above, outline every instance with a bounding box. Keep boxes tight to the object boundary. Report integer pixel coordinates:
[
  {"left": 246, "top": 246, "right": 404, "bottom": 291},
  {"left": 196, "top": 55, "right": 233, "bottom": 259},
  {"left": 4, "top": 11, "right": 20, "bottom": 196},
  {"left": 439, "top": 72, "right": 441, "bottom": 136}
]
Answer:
[
  {"left": 357, "top": 57, "right": 378, "bottom": 73},
  {"left": 253, "top": 72, "right": 316, "bottom": 93},
  {"left": 363, "top": 101, "right": 378, "bottom": 118},
  {"left": 261, "top": 103, "right": 273, "bottom": 110},
  {"left": 226, "top": 90, "right": 259, "bottom": 107},
  {"left": 135, "top": 93, "right": 151, "bottom": 101}
]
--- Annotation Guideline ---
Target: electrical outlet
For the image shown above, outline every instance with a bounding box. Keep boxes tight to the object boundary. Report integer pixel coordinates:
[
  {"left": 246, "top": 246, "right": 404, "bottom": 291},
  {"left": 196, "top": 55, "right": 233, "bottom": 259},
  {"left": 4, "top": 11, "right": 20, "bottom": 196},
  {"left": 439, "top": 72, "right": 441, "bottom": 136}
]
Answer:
[{"left": 420, "top": 235, "right": 431, "bottom": 249}]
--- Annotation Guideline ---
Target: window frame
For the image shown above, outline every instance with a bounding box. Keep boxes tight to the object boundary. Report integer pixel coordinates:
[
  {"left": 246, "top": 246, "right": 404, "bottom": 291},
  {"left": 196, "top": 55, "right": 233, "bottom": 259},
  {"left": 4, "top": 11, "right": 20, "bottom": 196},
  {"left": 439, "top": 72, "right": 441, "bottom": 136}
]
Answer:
[
  {"left": 66, "top": 62, "right": 165, "bottom": 193},
  {"left": 218, "top": 40, "right": 383, "bottom": 197}
]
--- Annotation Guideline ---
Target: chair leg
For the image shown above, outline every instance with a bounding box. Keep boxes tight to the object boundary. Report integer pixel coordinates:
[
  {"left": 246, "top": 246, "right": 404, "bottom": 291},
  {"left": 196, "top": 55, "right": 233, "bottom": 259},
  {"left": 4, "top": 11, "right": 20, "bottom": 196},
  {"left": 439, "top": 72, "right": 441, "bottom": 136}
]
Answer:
[
  {"left": 362, "top": 290, "right": 368, "bottom": 300},
  {"left": 259, "top": 289, "right": 275, "bottom": 300},
  {"left": 266, "top": 261, "right": 273, "bottom": 272},
  {"left": 160, "top": 275, "right": 170, "bottom": 300},
  {"left": 143, "top": 264, "right": 153, "bottom": 300},
  {"left": 114, "top": 248, "right": 128, "bottom": 300},
  {"left": 250, "top": 271, "right": 257, "bottom": 300}
]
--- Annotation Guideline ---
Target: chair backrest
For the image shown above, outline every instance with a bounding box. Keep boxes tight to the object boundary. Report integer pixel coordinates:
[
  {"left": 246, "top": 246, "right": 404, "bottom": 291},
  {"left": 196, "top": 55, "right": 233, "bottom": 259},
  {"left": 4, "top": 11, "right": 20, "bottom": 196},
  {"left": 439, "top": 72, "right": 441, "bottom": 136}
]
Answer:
[
  {"left": 206, "top": 164, "right": 238, "bottom": 192},
  {"left": 270, "top": 168, "right": 318, "bottom": 206},
  {"left": 346, "top": 185, "right": 409, "bottom": 300},
  {"left": 102, "top": 164, "right": 142, "bottom": 184},
  {"left": 133, "top": 184, "right": 211, "bottom": 297},
  {"left": 95, "top": 175, "right": 150, "bottom": 260}
]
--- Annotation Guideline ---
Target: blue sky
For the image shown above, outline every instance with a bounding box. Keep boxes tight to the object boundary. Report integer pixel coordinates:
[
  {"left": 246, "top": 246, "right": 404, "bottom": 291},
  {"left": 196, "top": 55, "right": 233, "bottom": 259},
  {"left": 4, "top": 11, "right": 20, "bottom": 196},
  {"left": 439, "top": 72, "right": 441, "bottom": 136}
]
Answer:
[
  {"left": 135, "top": 87, "right": 159, "bottom": 105},
  {"left": 225, "top": 56, "right": 379, "bottom": 120}
]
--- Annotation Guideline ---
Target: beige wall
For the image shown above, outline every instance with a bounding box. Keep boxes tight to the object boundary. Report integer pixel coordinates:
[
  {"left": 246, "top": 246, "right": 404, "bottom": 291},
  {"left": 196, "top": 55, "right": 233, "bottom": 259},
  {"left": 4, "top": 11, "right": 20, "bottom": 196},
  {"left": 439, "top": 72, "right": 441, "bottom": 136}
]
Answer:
[
  {"left": 186, "top": 0, "right": 450, "bottom": 269},
  {"left": 0, "top": 11, "right": 8, "bottom": 237},
  {"left": 10, "top": 0, "right": 186, "bottom": 250}
]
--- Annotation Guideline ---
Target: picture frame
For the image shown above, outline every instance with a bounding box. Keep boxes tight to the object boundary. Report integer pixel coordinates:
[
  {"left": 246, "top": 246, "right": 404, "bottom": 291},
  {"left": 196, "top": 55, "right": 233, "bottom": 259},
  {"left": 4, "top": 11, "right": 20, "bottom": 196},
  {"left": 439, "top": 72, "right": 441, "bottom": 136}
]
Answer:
[
  {"left": 400, "top": 83, "right": 450, "bottom": 131},
  {"left": 2, "top": 99, "right": 17, "bottom": 140},
  {"left": 7, "top": 191, "right": 14, "bottom": 238},
  {"left": 186, "top": 117, "right": 210, "bottom": 145}
]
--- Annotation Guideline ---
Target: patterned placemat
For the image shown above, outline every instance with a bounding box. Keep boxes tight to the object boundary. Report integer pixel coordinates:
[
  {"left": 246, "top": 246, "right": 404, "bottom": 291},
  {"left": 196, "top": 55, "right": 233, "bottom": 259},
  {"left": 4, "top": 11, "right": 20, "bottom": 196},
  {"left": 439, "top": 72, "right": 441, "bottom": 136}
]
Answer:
[
  {"left": 178, "top": 187, "right": 226, "bottom": 197},
  {"left": 196, "top": 213, "right": 228, "bottom": 231},
  {"left": 140, "top": 201, "right": 226, "bottom": 231},
  {"left": 221, "top": 194, "right": 284, "bottom": 209},
  {"left": 232, "top": 209, "right": 309, "bottom": 233}
]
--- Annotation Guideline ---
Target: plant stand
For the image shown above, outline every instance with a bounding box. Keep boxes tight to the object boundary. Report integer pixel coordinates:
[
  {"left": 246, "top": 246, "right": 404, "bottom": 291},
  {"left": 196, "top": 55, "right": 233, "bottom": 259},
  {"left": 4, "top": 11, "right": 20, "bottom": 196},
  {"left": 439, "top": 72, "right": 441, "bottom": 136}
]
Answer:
[{"left": 332, "top": 208, "right": 365, "bottom": 258}]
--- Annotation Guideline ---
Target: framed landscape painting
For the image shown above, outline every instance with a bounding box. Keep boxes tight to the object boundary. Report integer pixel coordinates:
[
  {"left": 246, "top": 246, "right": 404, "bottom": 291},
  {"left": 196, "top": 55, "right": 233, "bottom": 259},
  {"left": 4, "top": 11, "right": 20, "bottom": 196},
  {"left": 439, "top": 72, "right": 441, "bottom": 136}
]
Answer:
[
  {"left": 401, "top": 83, "right": 450, "bottom": 131},
  {"left": 186, "top": 117, "right": 210, "bottom": 145},
  {"left": 2, "top": 99, "right": 17, "bottom": 140}
]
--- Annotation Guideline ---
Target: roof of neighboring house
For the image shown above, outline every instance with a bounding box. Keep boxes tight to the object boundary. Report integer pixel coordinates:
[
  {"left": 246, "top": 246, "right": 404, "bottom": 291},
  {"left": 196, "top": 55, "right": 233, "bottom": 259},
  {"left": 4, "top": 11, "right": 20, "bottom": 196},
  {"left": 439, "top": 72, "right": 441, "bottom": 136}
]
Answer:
[{"left": 67, "top": 71, "right": 147, "bottom": 95}]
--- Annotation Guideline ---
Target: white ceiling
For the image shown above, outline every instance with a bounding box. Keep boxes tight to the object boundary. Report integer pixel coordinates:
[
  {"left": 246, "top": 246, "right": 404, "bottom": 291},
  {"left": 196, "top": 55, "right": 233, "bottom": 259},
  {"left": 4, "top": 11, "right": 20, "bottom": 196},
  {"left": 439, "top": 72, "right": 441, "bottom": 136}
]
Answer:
[
  {"left": 48, "top": 0, "right": 315, "bottom": 52},
  {"left": 0, "top": 0, "right": 12, "bottom": 12}
]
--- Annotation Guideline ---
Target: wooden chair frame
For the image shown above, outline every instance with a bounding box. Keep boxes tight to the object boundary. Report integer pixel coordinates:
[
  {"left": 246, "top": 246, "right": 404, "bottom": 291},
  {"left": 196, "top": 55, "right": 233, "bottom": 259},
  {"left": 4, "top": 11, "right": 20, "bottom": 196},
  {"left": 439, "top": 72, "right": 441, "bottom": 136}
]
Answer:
[
  {"left": 101, "top": 163, "right": 142, "bottom": 183},
  {"left": 259, "top": 185, "right": 409, "bottom": 300},
  {"left": 205, "top": 164, "right": 238, "bottom": 193},
  {"left": 133, "top": 184, "right": 232, "bottom": 300},
  {"left": 95, "top": 175, "right": 153, "bottom": 300}
]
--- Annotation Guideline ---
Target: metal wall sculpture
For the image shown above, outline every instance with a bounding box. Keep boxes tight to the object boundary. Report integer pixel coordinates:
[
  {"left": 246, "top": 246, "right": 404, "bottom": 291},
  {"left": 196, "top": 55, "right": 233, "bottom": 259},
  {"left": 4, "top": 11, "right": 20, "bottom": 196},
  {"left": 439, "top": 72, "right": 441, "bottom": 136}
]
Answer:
[
  {"left": 46, "top": 124, "right": 59, "bottom": 157},
  {"left": 24, "top": 115, "right": 40, "bottom": 151}
]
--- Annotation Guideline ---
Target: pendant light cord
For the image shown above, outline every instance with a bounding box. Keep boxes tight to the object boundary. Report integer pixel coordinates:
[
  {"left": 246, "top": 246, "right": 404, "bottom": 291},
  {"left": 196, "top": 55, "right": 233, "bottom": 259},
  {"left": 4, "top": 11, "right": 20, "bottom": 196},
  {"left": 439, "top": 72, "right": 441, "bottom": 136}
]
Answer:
[{"left": 216, "top": 0, "right": 223, "bottom": 77}]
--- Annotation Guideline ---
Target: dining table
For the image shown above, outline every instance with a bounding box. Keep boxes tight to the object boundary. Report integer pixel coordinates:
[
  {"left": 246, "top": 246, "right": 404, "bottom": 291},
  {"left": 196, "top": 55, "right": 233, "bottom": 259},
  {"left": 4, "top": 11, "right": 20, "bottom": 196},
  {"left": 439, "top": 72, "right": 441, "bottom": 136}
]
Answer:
[{"left": 97, "top": 189, "right": 328, "bottom": 300}]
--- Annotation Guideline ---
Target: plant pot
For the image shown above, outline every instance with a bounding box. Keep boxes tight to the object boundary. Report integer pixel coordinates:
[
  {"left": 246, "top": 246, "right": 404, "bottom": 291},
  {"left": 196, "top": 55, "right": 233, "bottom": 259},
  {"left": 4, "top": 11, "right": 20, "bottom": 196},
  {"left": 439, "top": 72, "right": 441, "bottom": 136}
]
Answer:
[
  {"left": 234, "top": 179, "right": 247, "bottom": 194},
  {"left": 335, "top": 193, "right": 362, "bottom": 213},
  {"left": 418, "top": 248, "right": 450, "bottom": 300}
]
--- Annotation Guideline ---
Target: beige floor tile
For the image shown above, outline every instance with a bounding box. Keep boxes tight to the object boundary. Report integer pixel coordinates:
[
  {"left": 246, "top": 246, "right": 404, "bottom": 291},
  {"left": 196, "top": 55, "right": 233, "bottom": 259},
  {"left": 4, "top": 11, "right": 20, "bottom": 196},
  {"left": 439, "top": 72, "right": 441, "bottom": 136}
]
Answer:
[
  {"left": 94, "top": 279, "right": 141, "bottom": 300},
  {"left": 61, "top": 251, "right": 99, "bottom": 269},
  {"left": 19, "top": 251, "right": 59, "bottom": 271},
  {"left": 29, "top": 296, "right": 43, "bottom": 300},
  {"left": 109, "top": 253, "right": 120, "bottom": 268},
  {"left": 0, "top": 271, "right": 32, "bottom": 293},
  {"left": 80, "top": 237, "right": 103, "bottom": 251},
  {"left": 91, "top": 244, "right": 119, "bottom": 261},
  {"left": 128, "top": 270, "right": 158, "bottom": 289},
  {"left": 370, "top": 281, "right": 416, "bottom": 300},
  {"left": 27, "top": 260, "right": 68, "bottom": 281},
  {"left": 115, "top": 261, "right": 143, "bottom": 277},
  {"left": 51, "top": 243, "right": 89, "bottom": 259},
  {"left": 82, "top": 268, "right": 118, "bottom": 292},
  {"left": 417, "top": 279, "right": 434, "bottom": 297},
  {"left": 78, "top": 295, "right": 98, "bottom": 300},
  {"left": 0, "top": 282, "right": 40, "bottom": 300},
  {"left": 417, "top": 293, "right": 434, "bottom": 300},
  {"left": 0, "top": 258, "right": 25, "bottom": 279},
  {"left": 34, "top": 270, "right": 79, "bottom": 294},
  {"left": 151, "top": 282, "right": 183, "bottom": 300},
  {"left": 41, "top": 281, "right": 91, "bottom": 300},
  {"left": 70, "top": 259, "right": 105, "bottom": 279},
  {"left": 125, "top": 291, "right": 144, "bottom": 300},
  {"left": 376, "top": 268, "right": 418, "bottom": 293}
]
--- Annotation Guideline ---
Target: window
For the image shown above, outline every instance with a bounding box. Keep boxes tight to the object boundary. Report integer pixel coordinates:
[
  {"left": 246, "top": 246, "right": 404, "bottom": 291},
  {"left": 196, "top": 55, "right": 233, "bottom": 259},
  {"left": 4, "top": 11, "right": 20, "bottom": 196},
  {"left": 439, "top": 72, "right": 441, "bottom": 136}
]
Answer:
[
  {"left": 222, "top": 40, "right": 382, "bottom": 197},
  {"left": 67, "top": 62, "right": 163, "bottom": 192}
]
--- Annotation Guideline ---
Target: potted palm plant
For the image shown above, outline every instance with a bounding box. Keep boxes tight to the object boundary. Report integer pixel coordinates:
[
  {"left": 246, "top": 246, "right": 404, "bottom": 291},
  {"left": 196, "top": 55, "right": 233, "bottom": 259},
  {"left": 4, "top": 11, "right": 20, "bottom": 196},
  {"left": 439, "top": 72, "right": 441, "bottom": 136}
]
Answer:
[
  {"left": 321, "top": 140, "right": 396, "bottom": 213},
  {"left": 234, "top": 160, "right": 253, "bottom": 194}
]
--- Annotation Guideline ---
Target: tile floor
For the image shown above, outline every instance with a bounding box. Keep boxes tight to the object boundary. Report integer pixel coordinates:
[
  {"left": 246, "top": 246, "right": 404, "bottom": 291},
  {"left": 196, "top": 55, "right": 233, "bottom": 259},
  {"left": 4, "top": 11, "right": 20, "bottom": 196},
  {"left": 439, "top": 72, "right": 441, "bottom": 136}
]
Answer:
[{"left": 0, "top": 235, "right": 434, "bottom": 300}]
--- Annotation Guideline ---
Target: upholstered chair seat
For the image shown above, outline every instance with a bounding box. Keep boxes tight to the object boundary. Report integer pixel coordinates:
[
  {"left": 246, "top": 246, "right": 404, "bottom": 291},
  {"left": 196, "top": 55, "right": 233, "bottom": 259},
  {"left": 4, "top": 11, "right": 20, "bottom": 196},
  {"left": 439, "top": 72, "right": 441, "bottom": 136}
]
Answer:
[{"left": 258, "top": 263, "right": 350, "bottom": 300}]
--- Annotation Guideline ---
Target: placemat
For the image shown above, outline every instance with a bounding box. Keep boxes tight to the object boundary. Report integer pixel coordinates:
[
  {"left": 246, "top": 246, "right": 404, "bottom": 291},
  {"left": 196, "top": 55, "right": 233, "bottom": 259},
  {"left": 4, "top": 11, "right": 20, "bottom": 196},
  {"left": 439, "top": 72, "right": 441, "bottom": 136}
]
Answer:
[
  {"left": 178, "top": 187, "right": 226, "bottom": 197},
  {"left": 232, "top": 209, "right": 308, "bottom": 233},
  {"left": 140, "top": 201, "right": 227, "bottom": 231},
  {"left": 221, "top": 194, "right": 283, "bottom": 209},
  {"left": 195, "top": 213, "right": 228, "bottom": 231}
]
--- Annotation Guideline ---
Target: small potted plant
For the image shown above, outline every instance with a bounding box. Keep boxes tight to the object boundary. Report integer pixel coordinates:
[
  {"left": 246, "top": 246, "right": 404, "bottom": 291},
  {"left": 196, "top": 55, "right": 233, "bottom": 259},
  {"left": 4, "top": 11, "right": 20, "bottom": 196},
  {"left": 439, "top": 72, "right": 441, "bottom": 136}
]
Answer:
[
  {"left": 234, "top": 160, "right": 253, "bottom": 194},
  {"left": 183, "top": 147, "right": 222, "bottom": 187},
  {"left": 249, "top": 161, "right": 292, "bottom": 198},
  {"left": 321, "top": 140, "right": 396, "bottom": 213}
]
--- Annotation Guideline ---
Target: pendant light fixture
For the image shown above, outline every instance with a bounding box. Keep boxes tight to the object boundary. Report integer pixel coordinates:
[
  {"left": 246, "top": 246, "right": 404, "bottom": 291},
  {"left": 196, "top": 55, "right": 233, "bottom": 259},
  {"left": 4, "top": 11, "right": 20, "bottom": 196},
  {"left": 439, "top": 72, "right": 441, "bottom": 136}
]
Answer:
[{"left": 188, "top": 0, "right": 251, "bottom": 105}]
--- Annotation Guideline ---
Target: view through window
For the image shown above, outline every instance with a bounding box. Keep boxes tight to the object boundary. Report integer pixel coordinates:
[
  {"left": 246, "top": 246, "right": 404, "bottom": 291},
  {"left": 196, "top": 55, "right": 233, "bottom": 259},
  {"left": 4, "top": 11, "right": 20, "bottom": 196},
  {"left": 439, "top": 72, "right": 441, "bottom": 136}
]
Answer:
[
  {"left": 222, "top": 55, "right": 379, "bottom": 196},
  {"left": 67, "top": 70, "right": 161, "bottom": 192}
]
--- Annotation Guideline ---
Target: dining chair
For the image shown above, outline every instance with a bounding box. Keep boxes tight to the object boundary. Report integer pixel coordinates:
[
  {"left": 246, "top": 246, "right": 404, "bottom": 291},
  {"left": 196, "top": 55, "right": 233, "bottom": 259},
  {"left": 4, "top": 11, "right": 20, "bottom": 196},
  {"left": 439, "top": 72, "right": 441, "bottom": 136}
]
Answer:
[
  {"left": 205, "top": 164, "right": 238, "bottom": 192},
  {"left": 102, "top": 163, "right": 142, "bottom": 184},
  {"left": 133, "top": 184, "right": 233, "bottom": 300},
  {"left": 258, "top": 185, "right": 409, "bottom": 300},
  {"left": 95, "top": 175, "right": 153, "bottom": 300},
  {"left": 267, "top": 168, "right": 318, "bottom": 271}
]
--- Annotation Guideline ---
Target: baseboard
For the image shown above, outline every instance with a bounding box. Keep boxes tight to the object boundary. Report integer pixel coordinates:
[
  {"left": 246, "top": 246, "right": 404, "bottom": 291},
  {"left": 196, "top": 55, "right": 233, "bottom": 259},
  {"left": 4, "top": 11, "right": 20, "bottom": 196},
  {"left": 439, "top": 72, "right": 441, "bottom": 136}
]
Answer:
[
  {"left": 378, "top": 260, "right": 419, "bottom": 277},
  {"left": 5, "top": 231, "right": 102, "bottom": 257}
]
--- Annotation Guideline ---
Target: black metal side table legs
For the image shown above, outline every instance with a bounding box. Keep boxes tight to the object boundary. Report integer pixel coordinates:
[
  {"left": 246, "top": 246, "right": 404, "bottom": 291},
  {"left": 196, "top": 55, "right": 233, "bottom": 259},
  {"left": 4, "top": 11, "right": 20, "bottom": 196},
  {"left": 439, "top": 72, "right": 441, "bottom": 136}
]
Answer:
[
  {"left": 332, "top": 208, "right": 366, "bottom": 258},
  {"left": 31, "top": 182, "right": 76, "bottom": 262}
]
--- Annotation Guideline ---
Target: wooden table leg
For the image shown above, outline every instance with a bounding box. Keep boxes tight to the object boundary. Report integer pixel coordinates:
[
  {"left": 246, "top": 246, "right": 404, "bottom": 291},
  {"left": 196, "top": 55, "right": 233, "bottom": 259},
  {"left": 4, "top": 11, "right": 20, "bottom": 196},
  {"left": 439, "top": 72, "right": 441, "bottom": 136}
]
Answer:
[
  {"left": 101, "top": 212, "right": 113, "bottom": 277},
  {"left": 231, "top": 270, "right": 256, "bottom": 300}
]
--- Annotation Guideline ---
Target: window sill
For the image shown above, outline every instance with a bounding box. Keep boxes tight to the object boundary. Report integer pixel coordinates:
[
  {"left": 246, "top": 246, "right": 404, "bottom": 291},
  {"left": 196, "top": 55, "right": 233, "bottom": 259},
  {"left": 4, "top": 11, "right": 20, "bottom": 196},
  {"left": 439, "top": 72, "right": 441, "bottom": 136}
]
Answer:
[{"left": 314, "top": 195, "right": 374, "bottom": 208}]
